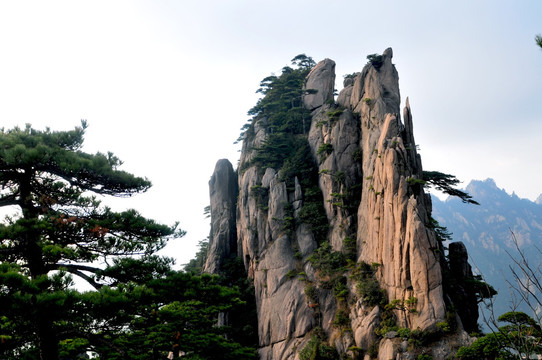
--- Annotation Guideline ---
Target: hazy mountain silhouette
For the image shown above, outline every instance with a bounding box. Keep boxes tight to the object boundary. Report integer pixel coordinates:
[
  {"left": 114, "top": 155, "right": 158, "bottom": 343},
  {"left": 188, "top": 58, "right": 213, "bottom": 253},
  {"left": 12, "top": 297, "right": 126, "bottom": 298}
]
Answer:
[{"left": 432, "top": 178, "right": 542, "bottom": 329}]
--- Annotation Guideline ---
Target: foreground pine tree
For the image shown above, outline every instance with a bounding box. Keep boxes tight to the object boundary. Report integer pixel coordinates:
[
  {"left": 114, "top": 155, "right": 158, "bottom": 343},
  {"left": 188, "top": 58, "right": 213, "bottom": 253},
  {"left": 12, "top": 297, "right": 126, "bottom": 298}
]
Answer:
[
  {"left": 0, "top": 122, "right": 176, "bottom": 358},
  {"left": 0, "top": 123, "right": 256, "bottom": 359}
]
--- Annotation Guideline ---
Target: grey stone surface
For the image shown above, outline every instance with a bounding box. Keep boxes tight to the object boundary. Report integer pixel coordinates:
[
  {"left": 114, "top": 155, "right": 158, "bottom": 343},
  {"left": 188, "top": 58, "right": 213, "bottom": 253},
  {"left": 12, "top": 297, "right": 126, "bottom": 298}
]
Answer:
[{"left": 303, "top": 58, "right": 336, "bottom": 111}]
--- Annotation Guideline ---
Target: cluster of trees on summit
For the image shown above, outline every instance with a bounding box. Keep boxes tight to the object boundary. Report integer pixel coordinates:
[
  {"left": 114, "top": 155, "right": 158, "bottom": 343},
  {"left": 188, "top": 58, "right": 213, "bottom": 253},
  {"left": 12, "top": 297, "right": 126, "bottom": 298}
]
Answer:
[{"left": 1, "top": 37, "right": 541, "bottom": 359}]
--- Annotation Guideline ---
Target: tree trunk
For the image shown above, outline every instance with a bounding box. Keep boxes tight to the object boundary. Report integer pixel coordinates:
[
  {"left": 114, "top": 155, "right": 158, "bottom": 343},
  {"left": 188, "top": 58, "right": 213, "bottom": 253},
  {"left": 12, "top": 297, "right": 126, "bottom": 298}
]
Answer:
[
  {"left": 37, "top": 316, "right": 59, "bottom": 360},
  {"left": 20, "top": 173, "right": 60, "bottom": 360}
]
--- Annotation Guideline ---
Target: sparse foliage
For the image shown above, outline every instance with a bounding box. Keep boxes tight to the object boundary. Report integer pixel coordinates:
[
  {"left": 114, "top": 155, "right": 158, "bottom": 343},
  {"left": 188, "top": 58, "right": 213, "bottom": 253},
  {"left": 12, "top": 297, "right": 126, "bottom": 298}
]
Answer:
[
  {"left": 467, "top": 231, "right": 542, "bottom": 360},
  {"left": 422, "top": 171, "right": 480, "bottom": 205},
  {"left": 291, "top": 53, "right": 316, "bottom": 69},
  {"left": 366, "top": 53, "right": 384, "bottom": 69}
]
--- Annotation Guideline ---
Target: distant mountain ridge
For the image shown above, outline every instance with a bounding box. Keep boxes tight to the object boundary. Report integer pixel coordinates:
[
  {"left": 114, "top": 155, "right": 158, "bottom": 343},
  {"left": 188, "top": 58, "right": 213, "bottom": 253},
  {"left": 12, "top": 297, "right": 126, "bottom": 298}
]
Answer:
[{"left": 432, "top": 178, "right": 542, "bottom": 323}]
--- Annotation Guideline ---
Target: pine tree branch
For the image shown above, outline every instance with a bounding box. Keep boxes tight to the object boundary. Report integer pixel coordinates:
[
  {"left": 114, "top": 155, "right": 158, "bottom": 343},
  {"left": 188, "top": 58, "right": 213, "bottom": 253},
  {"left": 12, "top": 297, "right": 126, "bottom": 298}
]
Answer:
[{"left": 55, "top": 263, "right": 104, "bottom": 289}]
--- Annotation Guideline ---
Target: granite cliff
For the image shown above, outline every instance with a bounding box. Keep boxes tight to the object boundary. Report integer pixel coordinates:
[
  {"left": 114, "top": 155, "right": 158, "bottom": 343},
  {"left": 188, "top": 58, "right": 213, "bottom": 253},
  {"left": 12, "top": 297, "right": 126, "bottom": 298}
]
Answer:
[{"left": 204, "top": 49, "right": 480, "bottom": 360}]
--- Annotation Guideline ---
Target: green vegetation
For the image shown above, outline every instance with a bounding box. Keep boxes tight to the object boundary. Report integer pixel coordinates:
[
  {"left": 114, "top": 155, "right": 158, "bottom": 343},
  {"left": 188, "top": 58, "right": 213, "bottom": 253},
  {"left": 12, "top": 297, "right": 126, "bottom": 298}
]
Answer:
[
  {"left": 417, "top": 355, "right": 433, "bottom": 360},
  {"left": 367, "top": 341, "right": 379, "bottom": 358},
  {"left": 237, "top": 54, "right": 315, "bottom": 150},
  {"left": 241, "top": 55, "right": 317, "bottom": 179},
  {"left": 333, "top": 170, "right": 345, "bottom": 184},
  {"left": 456, "top": 333, "right": 504, "bottom": 360},
  {"left": 332, "top": 278, "right": 349, "bottom": 302},
  {"left": 308, "top": 242, "right": 347, "bottom": 279},
  {"left": 383, "top": 297, "right": 419, "bottom": 317},
  {"left": 304, "top": 283, "right": 319, "bottom": 304},
  {"left": 282, "top": 201, "right": 295, "bottom": 236},
  {"left": 0, "top": 123, "right": 256, "bottom": 360},
  {"left": 352, "top": 147, "right": 363, "bottom": 163},
  {"left": 87, "top": 271, "right": 257, "bottom": 360},
  {"left": 422, "top": 171, "right": 479, "bottom": 205},
  {"left": 342, "top": 236, "right": 357, "bottom": 262},
  {"left": 465, "top": 274, "right": 498, "bottom": 303},
  {"left": 297, "top": 197, "right": 329, "bottom": 244},
  {"left": 374, "top": 300, "right": 399, "bottom": 337},
  {"left": 326, "top": 108, "right": 343, "bottom": 123},
  {"left": 406, "top": 176, "right": 427, "bottom": 186},
  {"left": 457, "top": 311, "right": 542, "bottom": 360},
  {"left": 427, "top": 217, "right": 452, "bottom": 243},
  {"left": 317, "top": 143, "right": 333, "bottom": 161},
  {"left": 299, "top": 329, "right": 339, "bottom": 360},
  {"left": 350, "top": 262, "right": 386, "bottom": 307},
  {"left": 343, "top": 72, "right": 359, "bottom": 82},
  {"left": 217, "top": 257, "right": 259, "bottom": 351},
  {"left": 238, "top": 55, "right": 330, "bottom": 248},
  {"left": 332, "top": 308, "right": 350, "bottom": 328},
  {"left": 250, "top": 184, "right": 269, "bottom": 210},
  {"left": 183, "top": 237, "right": 209, "bottom": 274},
  {"left": 286, "top": 269, "right": 298, "bottom": 279},
  {"left": 536, "top": 34, "right": 542, "bottom": 49},
  {"left": 366, "top": 53, "right": 384, "bottom": 69}
]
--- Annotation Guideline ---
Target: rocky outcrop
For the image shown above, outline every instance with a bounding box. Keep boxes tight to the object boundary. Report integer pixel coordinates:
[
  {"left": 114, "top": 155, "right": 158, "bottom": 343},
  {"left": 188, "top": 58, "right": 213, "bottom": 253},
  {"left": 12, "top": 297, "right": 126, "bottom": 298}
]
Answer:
[
  {"left": 355, "top": 106, "right": 446, "bottom": 331},
  {"left": 203, "top": 159, "right": 238, "bottom": 273},
  {"left": 303, "top": 58, "right": 336, "bottom": 111},
  {"left": 307, "top": 107, "right": 362, "bottom": 251},
  {"left": 447, "top": 242, "right": 480, "bottom": 333},
  {"left": 204, "top": 49, "right": 477, "bottom": 359}
]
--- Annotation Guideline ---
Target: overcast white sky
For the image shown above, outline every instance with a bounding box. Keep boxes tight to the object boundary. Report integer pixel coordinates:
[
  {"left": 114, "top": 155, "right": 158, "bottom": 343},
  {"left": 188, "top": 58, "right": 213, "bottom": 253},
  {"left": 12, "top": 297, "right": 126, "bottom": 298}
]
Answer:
[{"left": 1, "top": 1, "right": 541, "bottom": 266}]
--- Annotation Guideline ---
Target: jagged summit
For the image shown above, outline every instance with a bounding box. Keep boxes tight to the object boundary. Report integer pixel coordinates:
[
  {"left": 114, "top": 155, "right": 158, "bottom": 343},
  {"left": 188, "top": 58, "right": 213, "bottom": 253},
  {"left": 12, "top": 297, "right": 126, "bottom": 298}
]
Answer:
[
  {"left": 204, "top": 49, "right": 479, "bottom": 360},
  {"left": 464, "top": 178, "right": 499, "bottom": 199}
]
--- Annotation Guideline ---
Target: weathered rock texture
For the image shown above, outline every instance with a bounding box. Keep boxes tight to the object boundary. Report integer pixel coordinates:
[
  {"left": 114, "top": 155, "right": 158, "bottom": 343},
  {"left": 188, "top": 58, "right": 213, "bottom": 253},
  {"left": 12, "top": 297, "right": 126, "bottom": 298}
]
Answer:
[
  {"left": 303, "top": 58, "right": 336, "bottom": 111},
  {"left": 204, "top": 49, "right": 476, "bottom": 360},
  {"left": 203, "top": 159, "right": 238, "bottom": 274}
]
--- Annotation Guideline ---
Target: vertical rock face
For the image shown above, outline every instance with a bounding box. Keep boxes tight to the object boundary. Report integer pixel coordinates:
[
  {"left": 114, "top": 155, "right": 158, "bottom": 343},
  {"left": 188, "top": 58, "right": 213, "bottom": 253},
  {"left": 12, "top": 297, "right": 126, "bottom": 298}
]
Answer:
[
  {"left": 308, "top": 107, "right": 362, "bottom": 252},
  {"left": 204, "top": 49, "right": 477, "bottom": 359},
  {"left": 447, "top": 241, "right": 480, "bottom": 333},
  {"left": 354, "top": 99, "right": 446, "bottom": 331},
  {"left": 203, "top": 159, "right": 238, "bottom": 274}
]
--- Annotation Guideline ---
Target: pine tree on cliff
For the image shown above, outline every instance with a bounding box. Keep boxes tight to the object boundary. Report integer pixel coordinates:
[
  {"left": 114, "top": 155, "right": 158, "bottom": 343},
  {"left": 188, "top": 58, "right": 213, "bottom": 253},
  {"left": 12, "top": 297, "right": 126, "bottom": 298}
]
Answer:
[{"left": 0, "top": 122, "right": 181, "bottom": 359}]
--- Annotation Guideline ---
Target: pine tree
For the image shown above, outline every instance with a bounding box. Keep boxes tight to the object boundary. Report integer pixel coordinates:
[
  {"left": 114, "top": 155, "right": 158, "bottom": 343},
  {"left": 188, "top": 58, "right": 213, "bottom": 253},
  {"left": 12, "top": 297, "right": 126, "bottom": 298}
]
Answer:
[{"left": 0, "top": 122, "right": 180, "bottom": 359}]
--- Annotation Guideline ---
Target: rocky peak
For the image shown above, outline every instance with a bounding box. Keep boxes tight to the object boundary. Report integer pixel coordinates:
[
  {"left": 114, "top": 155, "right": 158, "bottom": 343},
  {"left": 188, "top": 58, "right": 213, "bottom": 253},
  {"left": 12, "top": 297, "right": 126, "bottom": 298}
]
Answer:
[
  {"left": 338, "top": 47, "right": 400, "bottom": 118},
  {"left": 302, "top": 58, "right": 336, "bottom": 111},
  {"left": 205, "top": 49, "right": 478, "bottom": 360}
]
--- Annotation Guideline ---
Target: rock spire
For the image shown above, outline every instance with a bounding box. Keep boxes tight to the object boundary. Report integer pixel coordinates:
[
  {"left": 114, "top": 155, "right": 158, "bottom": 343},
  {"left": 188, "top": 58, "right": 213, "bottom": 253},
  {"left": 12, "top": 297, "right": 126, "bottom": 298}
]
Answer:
[{"left": 204, "top": 49, "right": 477, "bottom": 360}]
